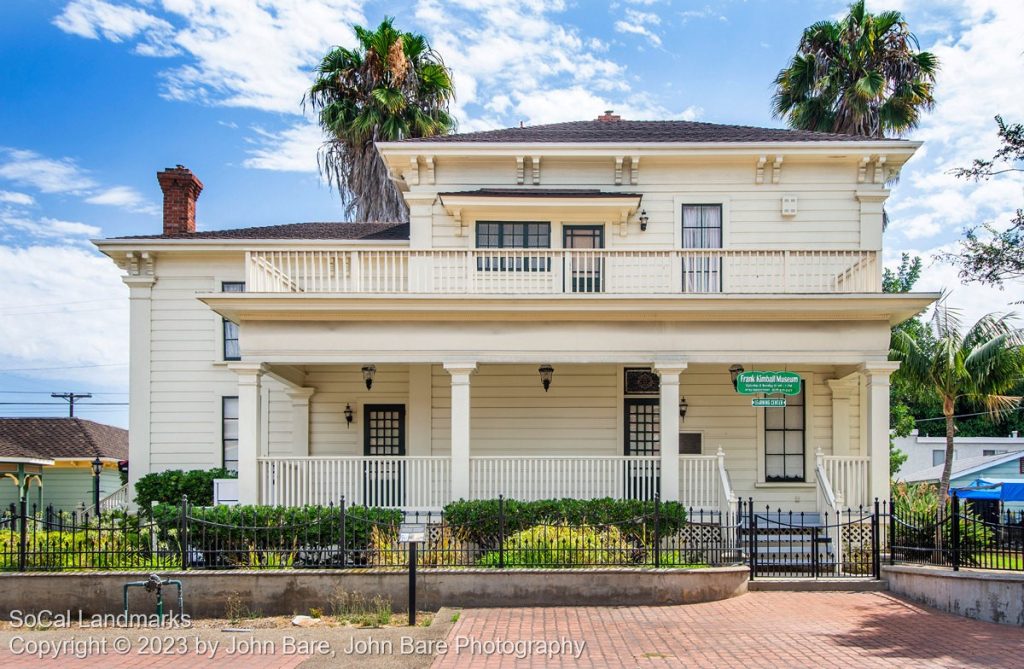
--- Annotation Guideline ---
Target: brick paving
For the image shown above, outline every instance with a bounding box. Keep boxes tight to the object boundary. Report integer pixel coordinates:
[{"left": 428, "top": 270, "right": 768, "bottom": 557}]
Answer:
[{"left": 431, "top": 592, "right": 1024, "bottom": 668}]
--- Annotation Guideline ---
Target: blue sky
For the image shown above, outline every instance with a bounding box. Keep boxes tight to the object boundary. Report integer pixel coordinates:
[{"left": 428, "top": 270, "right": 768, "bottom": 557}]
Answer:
[{"left": 1, "top": 0, "right": 1022, "bottom": 427}]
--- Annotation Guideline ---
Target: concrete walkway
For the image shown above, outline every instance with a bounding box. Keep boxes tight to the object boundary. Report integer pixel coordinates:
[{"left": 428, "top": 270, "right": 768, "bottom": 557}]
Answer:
[{"left": 432, "top": 592, "right": 1023, "bottom": 668}]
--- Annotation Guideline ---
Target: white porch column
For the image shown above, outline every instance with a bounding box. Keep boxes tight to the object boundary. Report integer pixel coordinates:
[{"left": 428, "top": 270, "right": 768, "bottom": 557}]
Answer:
[
  {"left": 286, "top": 387, "right": 315, "bottom": 457},
  {"left": 124, "top": 272, "right": 155, "bottom": 508},
  {"left": 655, "top": 362, "right": 687, "bottom": 502},
  {"left": 861, "top": 361, "right": 900, "bottom": 505},
  {"left": 827, "top": 377, "right": 858, "bottom": 456},
  {"left": 444, "top": 362, "right": 476, "bottom": 501},
  {"left": 230, "top": 362, "right": 265, "bottom": 504}
]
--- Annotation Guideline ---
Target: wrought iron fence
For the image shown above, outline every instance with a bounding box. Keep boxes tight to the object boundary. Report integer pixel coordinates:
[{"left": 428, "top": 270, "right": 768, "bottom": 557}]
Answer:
[
  {"left": 890, "top": 492, "right": 1024, "bottom": 572},
  {"left": 1, "top": 497, "right": 745, "bottom": 572}
]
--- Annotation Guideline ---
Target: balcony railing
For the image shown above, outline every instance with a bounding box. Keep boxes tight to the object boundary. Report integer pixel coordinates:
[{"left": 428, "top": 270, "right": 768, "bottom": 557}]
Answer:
[{"left": 245, "top": 248, "right": 880, "bottom": 295}]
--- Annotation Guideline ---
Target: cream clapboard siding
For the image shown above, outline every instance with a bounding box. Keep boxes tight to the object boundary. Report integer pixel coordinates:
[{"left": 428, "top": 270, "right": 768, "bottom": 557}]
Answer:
[
  {"left": 147, "top": 253, "right": 290, "bottom": 473},
  {"left": 423, "top": 156, "right": 869, "bottom": 250},
  {"left": 306, "top": 365, "right": 411, "bottom": 456}
]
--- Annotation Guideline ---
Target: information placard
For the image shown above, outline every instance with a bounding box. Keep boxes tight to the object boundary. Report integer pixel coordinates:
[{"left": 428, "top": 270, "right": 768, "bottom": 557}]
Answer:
[{"left": 736, "top": 371, "right": 801, "bottom": 395}]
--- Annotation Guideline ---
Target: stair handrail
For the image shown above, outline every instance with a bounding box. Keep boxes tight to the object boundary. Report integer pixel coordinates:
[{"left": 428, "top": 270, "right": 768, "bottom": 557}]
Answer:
[{"left": 716, "top": 447, "right": 738, "bottom": 549}]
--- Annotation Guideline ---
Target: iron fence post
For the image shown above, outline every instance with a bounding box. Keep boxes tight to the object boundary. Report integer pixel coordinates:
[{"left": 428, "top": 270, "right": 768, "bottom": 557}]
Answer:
[
  {"left": 408, "top": 541, "right": 417, "bottom": 626},
  {"left": 811, "top": 526, "right": 820, "bottom": 576},
  {"left": 951, "top": 492, "right": 960, "bottom": 572},
  {"left": 888, "top": 497, "right": 896, "bottom": 566},
  {"left": 18, "top": 496, "right": 27, "bottom": 572},
  {"left": 179, "top": 495, "right": 189, "bottom": 571},
  {"left": 339, "top": 496, "right": 347, "bottom": 569},
  {"left": 654, "top": 493, "right": 661, "bottom": 568},
  {"left": 498, "top": 495, "right": 505, "bottom": 569},
  {"left": 871, "top": 497, "right": 880, "bottom": 579},
  {"left": 748, "top": 497, "right": 756, "bottom": 580}
]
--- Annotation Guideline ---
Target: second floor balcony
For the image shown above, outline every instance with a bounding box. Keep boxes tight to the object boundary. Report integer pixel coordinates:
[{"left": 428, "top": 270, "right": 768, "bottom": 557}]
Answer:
[{"left": 244, "top": 248, "right": 880, "bottom": 296}]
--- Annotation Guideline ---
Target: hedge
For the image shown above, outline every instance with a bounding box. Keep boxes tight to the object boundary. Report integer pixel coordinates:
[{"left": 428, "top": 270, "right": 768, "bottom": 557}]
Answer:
[
  {"left": 443, "top": 497, "right": 687, "bottom": 549},
  {"left": 134, "top": 468, "right": 235, "bottom": 508}
]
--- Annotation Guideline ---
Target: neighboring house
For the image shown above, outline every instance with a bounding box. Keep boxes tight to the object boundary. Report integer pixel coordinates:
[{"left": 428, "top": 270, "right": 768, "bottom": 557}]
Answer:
[
  {"left": 0, "top": 418, "right": 127, "bottom": 511},
  {"left": 901, "top": 450, "right": 1024, "bottom": 492},
  {"left": 894, "top": 431, "right": 1024, "bottom": 479},
  {"left": 95, "top": 114, "right": 937, "bottom": 514}
]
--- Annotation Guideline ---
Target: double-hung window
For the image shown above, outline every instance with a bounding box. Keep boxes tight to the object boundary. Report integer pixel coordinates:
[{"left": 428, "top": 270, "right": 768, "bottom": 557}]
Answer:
[
  {"left": 222, "top": 396, "right": 239, "bottom": 473},
  {"left": 764, "top": 382, "right": 805, "bottom": 482},
  {"left": 222, "top": 281, "right": 245, "bottom": 360},
  {"left": 681, "top": 204, "right": 722, "bottom": 293},
  {"left": 475, "top": 222, "right": 551, "bottom": 271}
]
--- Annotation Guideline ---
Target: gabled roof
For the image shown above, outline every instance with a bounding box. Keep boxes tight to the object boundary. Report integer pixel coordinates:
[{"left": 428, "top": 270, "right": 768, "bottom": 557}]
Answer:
[
  {"left": 901, "top": 451, "right": 1024, "bottom": 483},
  {"left": 436, "top": 188, "right": 641, "bottom": 198},
  {"left": 397, "top": 119, "right": 906, "bottom": 145},
  {"left": 0, "top": 418, "right": 128, "bottom": 461},
  {"left": 113, "top": 222, "right": 409, "bottom": 241}
]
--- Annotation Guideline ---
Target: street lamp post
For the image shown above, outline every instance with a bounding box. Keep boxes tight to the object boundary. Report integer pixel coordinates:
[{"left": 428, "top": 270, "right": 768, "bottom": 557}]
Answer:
[{"left": 91, "top": 457, "right": 103, "bottom": 514}]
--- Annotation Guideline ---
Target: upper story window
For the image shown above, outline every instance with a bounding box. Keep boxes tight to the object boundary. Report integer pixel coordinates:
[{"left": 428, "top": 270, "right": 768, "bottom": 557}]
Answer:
[
  {"left": 222, "top": 281, "right": 245, "bottom": 360},
  {"left": 475, "top": 222, "right": 551, "bottom": 271},
  {"left": 682, "top": 205, "right": 722, "bottom": 249},
  {"left": 222, "top": 396, "right": 239, "bottom": 473}
]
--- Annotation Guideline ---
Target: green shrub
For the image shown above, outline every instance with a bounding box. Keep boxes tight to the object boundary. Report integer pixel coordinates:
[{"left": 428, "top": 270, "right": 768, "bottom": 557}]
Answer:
[
  {"left": 151, "top": 503, "right": 403, "bottom": 568},
  {"left": 134, "top": 468, "right": 235, "bottom": 508},
  {"left": 443, "top": 497, "right": 686, "bottom": 549},
  {"left": 891, "top": 482, "right": 994, "bottom": 565},
  {"left": 477, "top": 524, "right": 631, "bottom": 568}
]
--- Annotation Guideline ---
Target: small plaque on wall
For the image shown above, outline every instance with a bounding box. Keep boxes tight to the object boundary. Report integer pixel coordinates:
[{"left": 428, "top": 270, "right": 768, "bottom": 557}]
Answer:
[{"left": 624, "top": 368, "right": 660, "bottom": 395}]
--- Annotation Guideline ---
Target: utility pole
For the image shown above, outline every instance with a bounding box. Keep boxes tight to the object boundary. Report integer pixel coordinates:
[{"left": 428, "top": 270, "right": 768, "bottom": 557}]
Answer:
[{"left": 51, "top": 392, "right": 92, "bottom": 417}]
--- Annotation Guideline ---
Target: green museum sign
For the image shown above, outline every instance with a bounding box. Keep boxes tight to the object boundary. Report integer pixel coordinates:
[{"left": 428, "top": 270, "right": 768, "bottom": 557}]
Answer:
[{"left": 736, "top": 371, "right": 802, "bottom": 395}]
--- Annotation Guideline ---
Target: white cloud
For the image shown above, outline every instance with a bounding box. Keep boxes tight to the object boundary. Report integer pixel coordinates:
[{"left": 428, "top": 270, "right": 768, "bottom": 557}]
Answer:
[
  {"left": 614, "top": 20, "right": 661, "bottom": 46},
  {"left": 54, "top": 0, "right": 178, "bottom": 56},
  {"left": 0, "top": 191, "right": 34, "bottom": 206},
  {"left": 0, "top": 148, "right": 97, "bottom": 194},
  {"left": 0, "top": 212, "right": 101, "bottom": 240},
  {"left": 243, "top": 121, "right": 322, "bottom": 173},
  {"left": 85, "top": 185, "right": 159, "bottom": 214},
  {"left": 54, "top": 0, "right": 365, "bottom": 114},
  {"left": 0, "top": 244, "right": 128, "bottom": 388}
]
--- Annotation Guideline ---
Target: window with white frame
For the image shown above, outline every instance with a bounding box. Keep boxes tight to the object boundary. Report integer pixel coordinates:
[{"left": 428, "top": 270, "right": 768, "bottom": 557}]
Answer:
[
  {"left": 764, "top": 382, "right": 805, "bottom": 482},
  {"left": 222, "top": 396, "right": 239, "bottom": 473},
  {"left": 222, "top": 281, "right": 245, "bottom": 360},
  {"left": 932, "top": 450, "right": 946, "bottom": 466},
  {"left": 681, "top": 205, "right": 722, "bottom": 293}
]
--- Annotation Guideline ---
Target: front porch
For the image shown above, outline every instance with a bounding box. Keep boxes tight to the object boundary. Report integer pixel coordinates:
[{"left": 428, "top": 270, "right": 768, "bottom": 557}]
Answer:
[{"left": 228, "top": 361, "right": 894, "bottom": 515}]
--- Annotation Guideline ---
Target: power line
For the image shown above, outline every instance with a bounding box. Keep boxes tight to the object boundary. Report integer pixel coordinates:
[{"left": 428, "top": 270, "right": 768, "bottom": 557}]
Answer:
[
  {"left": 914, "top": 406, "right": 1024, "bottom": 423},
  {"left": 0, "top": 402, "right": 128, "bottom": 406},
  {"left": 50, "top": 392, "right": 92, "bottom": 417},
  {"left": 0, "top": 390, "right": 128, "bottom": 395}
]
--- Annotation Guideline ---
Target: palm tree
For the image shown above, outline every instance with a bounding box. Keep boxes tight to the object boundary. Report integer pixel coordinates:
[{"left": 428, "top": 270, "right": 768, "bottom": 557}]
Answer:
[
  {"left": 306, "top": 18, "right": 456, "bottom": 222},
  {"left": 772, "top": 0, "right": 938, "bottom": 138},
  {"left": 890, "top": 302, "right": 1024, "bottom": 503}
]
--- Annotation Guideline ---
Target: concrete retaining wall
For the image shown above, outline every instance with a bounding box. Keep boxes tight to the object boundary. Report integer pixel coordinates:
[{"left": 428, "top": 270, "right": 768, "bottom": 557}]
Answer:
[
  {"left": 0, "top": 567, "right": 747, "bottom": 618},
  {"left": 882, "top": 565, "right": 1024, "bottom": 627}
]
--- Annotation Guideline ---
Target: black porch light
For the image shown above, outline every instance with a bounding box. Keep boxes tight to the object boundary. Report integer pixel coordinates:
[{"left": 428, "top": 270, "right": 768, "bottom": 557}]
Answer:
[
  {"left": 679, "top": 396, "right": 688, "bottom": 421},
  {"left": 638, "top": 209, "right": 649, "bottom": 231},
  {"left": 729, "top": 364, "right": 744, "bottom": 390},
  {"left": 344, "top": 403, "right": 354, "bottom": 427},
  {"left": 538, "top": 365, "right": 554, "bottom": 392},
  {"left": 361, "top": 365, "right": 377, "bottom": 390}
]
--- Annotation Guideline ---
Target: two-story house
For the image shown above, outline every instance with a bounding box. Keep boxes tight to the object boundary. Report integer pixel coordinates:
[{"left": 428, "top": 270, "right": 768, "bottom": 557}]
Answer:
[{"left": 95, "top": 114, "right": 937, "bottom": 517}]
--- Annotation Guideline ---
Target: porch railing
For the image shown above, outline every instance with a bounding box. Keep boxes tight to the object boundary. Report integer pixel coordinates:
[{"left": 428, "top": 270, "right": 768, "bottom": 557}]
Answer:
[
  {"left": 823, "top": 455, "right": 871, "bottom": 510},
  {"left": 469, "top": 456, "right": 661, "bottom": 501},
  {"left": 258, "top": 457, "right": 451, "bottom": 510},
  {"left": 245, "top": 249, "right": 880, "bottom": 295}
]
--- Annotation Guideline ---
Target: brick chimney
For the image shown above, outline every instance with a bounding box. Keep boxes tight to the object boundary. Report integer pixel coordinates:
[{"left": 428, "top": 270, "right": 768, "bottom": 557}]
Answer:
[
  {"left": 156, "top": 165, "right": 203, "bottom": 235},
  {"left": 596, "top": 110, "right": 621, "bottom": 122}
]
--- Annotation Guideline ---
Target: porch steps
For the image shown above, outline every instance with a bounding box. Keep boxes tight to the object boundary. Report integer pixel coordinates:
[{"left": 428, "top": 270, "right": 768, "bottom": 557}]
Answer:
[{"left": 740, "top": 512, "right": 836, "bottom": 574}]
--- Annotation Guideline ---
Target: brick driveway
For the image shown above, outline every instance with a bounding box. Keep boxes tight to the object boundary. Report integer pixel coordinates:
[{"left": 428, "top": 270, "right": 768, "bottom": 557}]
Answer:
[{"left": 431, "top": 592, "right": 1022, "bottom": 668}]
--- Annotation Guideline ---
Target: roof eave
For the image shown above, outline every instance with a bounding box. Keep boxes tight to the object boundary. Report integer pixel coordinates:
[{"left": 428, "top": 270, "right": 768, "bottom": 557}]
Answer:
[{"left": 378, "top": 139, "right": 922, "bottom": 156}]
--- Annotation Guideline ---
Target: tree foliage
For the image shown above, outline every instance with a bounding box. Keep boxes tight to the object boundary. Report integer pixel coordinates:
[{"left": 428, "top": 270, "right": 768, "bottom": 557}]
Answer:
[
  {"left": 306, "top": 17, "right": 456, "bottom": 222},
  {"left": 890, "top": 301, "right": 1024, "bottom": 501},
  {"left": 772, "top": 0, "right": 937, "bottom": 137},
  {"left": 943, "top": 116, "right": 1024, "bottom": 289}
]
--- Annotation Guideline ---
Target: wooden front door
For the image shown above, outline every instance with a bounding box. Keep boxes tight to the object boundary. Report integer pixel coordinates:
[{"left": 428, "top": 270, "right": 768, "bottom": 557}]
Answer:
[
  {"left": 624, "top": 398, "right": 660, "bottom": 499},
  {"left": 563, "top": 225, "right": 605, "bottom": 293},
  {"left": 363, "top": 404, "right": 406, "bottom": 506}
]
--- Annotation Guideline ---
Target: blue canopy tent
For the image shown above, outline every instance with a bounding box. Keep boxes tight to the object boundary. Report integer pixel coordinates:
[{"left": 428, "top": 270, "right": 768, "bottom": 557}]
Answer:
[{"left": 954, "top": 479, "right": 1024, "bottom": 502}]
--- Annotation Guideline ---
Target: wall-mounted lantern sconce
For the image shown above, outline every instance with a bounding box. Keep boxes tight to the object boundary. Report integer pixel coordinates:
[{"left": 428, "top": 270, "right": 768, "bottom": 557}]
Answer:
[
  {"left": 679, "top": 396, "right": 688, "bottom": 421},
  {"left": 729, "top": 364, "right": 745, "bottom": 390},
  {"left": 638, "top": 209, "right": 649, "bottom": 231},
  {"left": 361, "top": 365, "right": 376, "bottom": 390},
  {"left": 538, "top": 365, "right": 554, "bottom": 392},
  {"left": 344, "top": 403, "right": 354, "bottom": 427}
]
